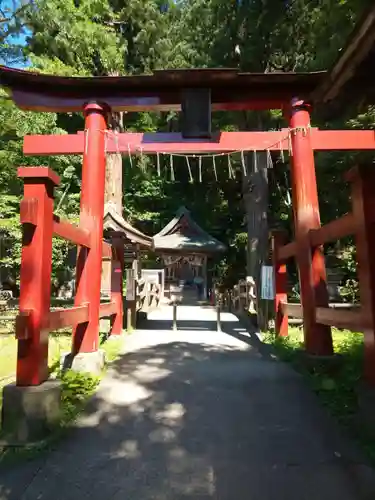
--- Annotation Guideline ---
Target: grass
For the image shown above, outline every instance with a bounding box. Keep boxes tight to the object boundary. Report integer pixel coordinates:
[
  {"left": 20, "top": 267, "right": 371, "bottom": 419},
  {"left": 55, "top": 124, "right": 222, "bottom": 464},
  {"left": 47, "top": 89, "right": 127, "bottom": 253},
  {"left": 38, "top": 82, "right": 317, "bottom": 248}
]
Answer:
[
  {"left": 0, "top": 329, "right": 125, "bottom": 464},
  {"left": 263, "top": 327, "right": 375, "bottom": 462},
  {"left": 0, "top": 332, "right": 72, "bottom": 383}
]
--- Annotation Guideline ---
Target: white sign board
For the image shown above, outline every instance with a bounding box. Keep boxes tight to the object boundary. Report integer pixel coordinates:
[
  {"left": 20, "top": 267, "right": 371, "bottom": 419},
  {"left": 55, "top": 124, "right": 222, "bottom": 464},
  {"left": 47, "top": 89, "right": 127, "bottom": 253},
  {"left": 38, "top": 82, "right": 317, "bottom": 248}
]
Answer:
[
  {"left": 126, "top": 269, "right": 135, "bottom": 301},
  {"left": 261, "top": 266, "right": 275, "bottom": 300},
  {"left": 141, "top": 269, "right": 159, "bottom": 284}
]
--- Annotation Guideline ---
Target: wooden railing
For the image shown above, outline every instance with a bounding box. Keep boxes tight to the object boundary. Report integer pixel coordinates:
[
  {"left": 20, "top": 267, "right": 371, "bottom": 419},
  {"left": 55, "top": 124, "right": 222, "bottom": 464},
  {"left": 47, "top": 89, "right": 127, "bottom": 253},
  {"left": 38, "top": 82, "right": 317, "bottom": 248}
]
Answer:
[
  {"left": 222, "top": 278, "right": 257, "bottom": 313},
  {"left": 14, "top": 167, "right": 124, "bottom": 386},
  {"left": 16, "top": 197, "right": 120, "bottom": 340},
  {"left": 0, "top": 291, "right": 17, "bottom": 333},
  {"left": 272, "top": 164, "right": 375, "bottom": 383},
  {"left": 136, "top": 277, "right": 161, "bottom": 313},
  {"left": 123, "top": 272, "right": 162, "bottom": 332}
]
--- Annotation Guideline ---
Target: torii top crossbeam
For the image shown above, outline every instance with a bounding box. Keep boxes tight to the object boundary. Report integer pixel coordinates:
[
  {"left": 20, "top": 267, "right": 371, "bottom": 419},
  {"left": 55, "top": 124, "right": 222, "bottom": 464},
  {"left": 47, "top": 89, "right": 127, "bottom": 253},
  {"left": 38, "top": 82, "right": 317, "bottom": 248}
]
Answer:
[
  {"left": 2, "top": 65, "right": 375, "bottom": 155},
  {"left": 0, "top": 65, "right": 324, "bottom": 112}
]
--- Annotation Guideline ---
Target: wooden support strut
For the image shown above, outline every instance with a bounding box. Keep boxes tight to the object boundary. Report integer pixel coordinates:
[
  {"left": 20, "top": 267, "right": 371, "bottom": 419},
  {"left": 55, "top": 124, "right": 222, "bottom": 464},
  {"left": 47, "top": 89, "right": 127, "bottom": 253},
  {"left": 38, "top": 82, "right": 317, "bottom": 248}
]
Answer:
[
  {"left": 349, "top": 165, "right": 375, "bottom": 384},
  {"left": 16, "top": 167, "right": 60, "bottom": 386},
  {"left": 110, "top": 237, "right": 124, "bottom": 335},
  {"left": 288, "top": 99, "right": 333, "bottom": 356},
  {"left": 271, "top": 230, "right": 288, "bottom": 336}
]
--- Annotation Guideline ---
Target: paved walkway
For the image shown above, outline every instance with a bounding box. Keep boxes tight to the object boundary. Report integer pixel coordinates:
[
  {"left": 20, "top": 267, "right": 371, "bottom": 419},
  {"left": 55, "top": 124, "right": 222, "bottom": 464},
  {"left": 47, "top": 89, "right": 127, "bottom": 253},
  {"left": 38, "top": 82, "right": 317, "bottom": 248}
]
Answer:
[{"left": 1, "top": 306, "right": 375, "bottom": 499}]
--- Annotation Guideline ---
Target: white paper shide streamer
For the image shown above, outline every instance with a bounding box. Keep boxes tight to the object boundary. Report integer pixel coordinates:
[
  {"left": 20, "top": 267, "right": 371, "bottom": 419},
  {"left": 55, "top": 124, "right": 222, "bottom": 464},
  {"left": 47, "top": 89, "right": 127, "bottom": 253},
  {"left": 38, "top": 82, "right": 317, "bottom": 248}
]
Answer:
[
  {"left": 240, "top": 150, "right": 248, "bottom": 176},
  {"left": 170, "top": 154, "right": 175, "bottom": 181},
  {"left": 156, "top": 153, "right": 161, "bottom": 176},
  {"left": 102, "top": 127, "right": 298, "bottom": 182},
  {"left": 185, "top": 156, "right": 194, "bottom": 183}
]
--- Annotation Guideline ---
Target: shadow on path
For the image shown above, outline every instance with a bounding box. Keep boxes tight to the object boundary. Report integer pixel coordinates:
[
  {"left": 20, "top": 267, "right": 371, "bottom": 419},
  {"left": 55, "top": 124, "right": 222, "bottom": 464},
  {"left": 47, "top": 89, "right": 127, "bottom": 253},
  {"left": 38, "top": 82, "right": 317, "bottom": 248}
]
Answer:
[{"left": 1, "top": 313, "right": 375, "bottom": 499}]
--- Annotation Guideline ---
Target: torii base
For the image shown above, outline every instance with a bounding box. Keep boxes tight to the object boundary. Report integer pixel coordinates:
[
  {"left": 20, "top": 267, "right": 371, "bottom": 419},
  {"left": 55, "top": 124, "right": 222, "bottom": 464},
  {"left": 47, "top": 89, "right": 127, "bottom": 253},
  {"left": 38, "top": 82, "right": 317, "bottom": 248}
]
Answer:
[
  {"left": 61, "top": 350, "right": 106, "bottom": 376},
  {"left": 1, "top": 380, "right": 61, "bottom": 445}
]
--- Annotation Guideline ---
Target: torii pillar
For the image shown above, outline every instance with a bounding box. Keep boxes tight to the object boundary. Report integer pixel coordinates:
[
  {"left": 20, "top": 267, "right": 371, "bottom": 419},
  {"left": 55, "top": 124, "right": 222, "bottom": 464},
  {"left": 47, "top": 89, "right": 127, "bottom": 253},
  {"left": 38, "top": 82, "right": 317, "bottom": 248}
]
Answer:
[
  {"left": 71, "top": 102, "right": 108, "bottom": 370},
  {"left": 288, "top": 98, "right": 333, "bottom": 356}
]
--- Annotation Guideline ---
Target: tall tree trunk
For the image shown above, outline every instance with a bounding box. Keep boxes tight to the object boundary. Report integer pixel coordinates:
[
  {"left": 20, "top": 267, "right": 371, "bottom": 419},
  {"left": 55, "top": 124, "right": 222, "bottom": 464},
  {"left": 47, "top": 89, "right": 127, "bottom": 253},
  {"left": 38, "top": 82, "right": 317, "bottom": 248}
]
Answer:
[
  {"left": 105, "top": 111, "right": 123, "bottom": 213},
  {"left": 242, "top": 151, "right": 269, "bottom": 328},
  {"left": 101, "top": 111, "right": 123, "bottom": 299}
]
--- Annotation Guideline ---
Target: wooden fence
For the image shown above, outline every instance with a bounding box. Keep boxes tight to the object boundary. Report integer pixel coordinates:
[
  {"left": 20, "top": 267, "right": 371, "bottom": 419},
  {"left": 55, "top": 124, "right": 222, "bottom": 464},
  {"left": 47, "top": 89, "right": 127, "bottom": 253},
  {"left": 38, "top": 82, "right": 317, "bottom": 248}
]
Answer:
[
  {"left": 124, "top": 272, "right": 162, "bottom": 331},
  {"left": 136, "top": 277, "right": 162, "bottom": 313},
  {"left": 272, "top": 164, "right": 375, "bottom": 383},
  {"left": 222, "top": 278, "right": 257, "bottom": 313},
  {"left": 14, "top": 167, "right": 124, "bottom": 386}
]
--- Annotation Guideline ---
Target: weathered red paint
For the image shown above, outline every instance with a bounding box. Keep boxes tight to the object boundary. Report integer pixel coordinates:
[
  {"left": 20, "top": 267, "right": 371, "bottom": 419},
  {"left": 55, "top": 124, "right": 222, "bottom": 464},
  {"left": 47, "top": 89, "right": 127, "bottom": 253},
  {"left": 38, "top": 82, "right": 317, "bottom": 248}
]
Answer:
[
  {"left": 12, "top": 90, "right": 292, "bottom": 113},
  {"left": 72, "top": 103, "right": 108, "bottom": 355},
  {"left": 16, "top": 167, "right": 59, "bottom": 386},
  {"left": 272, "top": 230, "right": 288, "bottom": 336},
  {"left": 23, "top": 130, "right": 375, "bottom": 156},
  {"left": 277, "top": 241, "right": 297, "bottom": 261},
  {"left": 309, "top": 213, "right": 355, "bottom": 247},
  {"left": 15, "top": 305, "right": 92, "bottom": 336},
  {"left": 99, "top": 301, "right": 117, "bottom": 317},
  {"left": 315, "top": 307, "right": 368, "bottom": 331},
  {"left": 349, "top": 165, "right": 375, "bottom": 383},
  {"left": 47, "top": 306, "right": 90, "bottom": 331},
  {"left": 289, "top": 99, "right": 333, "bottom": 356},
  {"left": 281, "top": 302, "right": 303, "bottom": 319},
  {"left": 53, "top": 215, "right": 112, "bottom": 258},
  {"left": 277, "top": 213, "right": 355, "bottom": 259}
]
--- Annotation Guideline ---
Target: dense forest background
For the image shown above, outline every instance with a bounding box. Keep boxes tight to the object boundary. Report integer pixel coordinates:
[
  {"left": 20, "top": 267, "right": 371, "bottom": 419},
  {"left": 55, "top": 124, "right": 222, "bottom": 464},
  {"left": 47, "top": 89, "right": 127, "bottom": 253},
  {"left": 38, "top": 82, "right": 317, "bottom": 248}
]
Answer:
[{"left": 0, "top": 0, "right": 373, "bottom": 300}]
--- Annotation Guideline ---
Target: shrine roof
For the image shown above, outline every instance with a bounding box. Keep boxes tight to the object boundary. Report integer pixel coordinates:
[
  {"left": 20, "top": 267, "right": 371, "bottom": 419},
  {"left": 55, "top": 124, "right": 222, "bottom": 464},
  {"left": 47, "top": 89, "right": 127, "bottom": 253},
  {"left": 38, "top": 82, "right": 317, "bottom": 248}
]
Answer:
[
  {"left": 153, "top": 206, "right": 226, "bottom": 254},
  {"left": 103, "top": 204, "right": 152, "bottom": 248},
  {"left": 312, "top": 4, "right": 375, "bottom": 113},
  {"left": 0, "top": 65, "right": 325, "bottom": 112}
]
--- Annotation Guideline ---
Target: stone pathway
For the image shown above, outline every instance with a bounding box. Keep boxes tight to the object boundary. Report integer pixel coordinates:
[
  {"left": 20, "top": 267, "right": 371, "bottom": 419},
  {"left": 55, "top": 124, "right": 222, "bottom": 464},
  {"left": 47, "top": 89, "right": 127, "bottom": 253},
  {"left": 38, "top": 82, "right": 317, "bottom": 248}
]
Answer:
[{"left": 1, "top": 305, "right": 375, "bottom": 499}]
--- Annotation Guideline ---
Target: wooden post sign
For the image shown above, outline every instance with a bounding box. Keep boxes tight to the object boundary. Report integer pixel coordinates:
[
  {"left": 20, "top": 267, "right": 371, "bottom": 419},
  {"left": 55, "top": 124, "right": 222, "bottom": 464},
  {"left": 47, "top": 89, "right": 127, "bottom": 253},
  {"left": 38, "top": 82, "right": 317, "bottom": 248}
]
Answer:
[
  {"left": 261, "top": 265, "right": 275, "bottom": 300},
  {"left": 126, "top": 268, "right": 135, "bottom": 300}
]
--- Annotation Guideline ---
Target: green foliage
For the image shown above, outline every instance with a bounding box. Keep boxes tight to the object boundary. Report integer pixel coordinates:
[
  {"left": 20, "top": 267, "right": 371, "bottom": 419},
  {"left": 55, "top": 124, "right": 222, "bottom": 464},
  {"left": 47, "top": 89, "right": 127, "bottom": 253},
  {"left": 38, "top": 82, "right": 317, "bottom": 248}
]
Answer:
[
  {"left": 102, "top": 337, "right": 123, "bottom": 362},
  {"left": 60, "top": 370, "right": 100, "bottom": 421},
  {"left": 0, "top": 0, "right": 373, "bottom": 294},
  {"left": 264, "top": 328, "right": 375, "bottom": 462},
  {"left": 338, "top": 244, "right": 360, "bottom": 303},
  {"left": 0, "top": 0, "right": 29, "bottom": 64}
]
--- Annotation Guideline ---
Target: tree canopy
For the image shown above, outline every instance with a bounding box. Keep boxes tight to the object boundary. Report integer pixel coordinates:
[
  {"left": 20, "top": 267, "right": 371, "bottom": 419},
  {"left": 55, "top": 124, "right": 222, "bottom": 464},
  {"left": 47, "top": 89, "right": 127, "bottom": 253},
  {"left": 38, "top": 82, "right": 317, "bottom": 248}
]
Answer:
[{"left": 0, "top": 0, "right": 372, "bottom": 296}]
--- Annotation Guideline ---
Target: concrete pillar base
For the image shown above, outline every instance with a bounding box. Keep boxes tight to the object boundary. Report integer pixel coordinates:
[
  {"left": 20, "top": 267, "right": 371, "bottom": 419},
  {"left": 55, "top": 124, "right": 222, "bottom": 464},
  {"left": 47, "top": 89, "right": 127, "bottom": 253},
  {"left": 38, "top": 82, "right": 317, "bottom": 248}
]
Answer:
[
  {"left": 61, "top": 350, "right": 105, "bottom": 375},
  {"left": 1, "top": 380, "right": 62, "bottom": 444},
  {"left": 99, "top": 317, "right": 111, "bottom": 334},
  {"left": 107, "top": 333, "right": 125, "bottom": 342}
]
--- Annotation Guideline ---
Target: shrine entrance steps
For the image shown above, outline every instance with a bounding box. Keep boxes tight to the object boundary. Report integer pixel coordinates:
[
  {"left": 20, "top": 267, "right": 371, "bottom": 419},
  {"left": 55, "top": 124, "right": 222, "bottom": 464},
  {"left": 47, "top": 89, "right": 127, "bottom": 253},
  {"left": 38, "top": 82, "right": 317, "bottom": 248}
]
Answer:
[{"left": 1, "top": 306, "right": 375, "bottom": 499}]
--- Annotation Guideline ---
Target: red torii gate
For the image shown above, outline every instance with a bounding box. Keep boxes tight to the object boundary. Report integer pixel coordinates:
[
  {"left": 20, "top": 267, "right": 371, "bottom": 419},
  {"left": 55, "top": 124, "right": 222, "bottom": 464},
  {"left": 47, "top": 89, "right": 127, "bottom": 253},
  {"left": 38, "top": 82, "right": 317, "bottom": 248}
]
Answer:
[{"left": 1, "top": 66, "right": 375, "bottom": 390}]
